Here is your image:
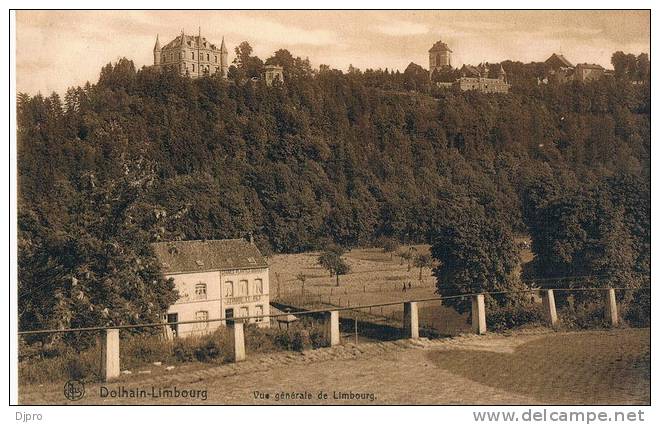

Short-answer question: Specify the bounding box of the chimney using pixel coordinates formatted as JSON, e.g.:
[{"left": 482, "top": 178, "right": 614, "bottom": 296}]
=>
[{"left": 247, "top": 232, "right": 254, "bottom": 245}]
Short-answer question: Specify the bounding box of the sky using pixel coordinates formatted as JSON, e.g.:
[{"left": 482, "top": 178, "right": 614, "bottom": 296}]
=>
[{"left": 16, "top": 10, "right": 650, "bottom": 95}]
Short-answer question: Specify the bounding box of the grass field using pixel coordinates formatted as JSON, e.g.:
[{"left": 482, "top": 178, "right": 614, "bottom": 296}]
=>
[
  {"left": 427, "top": 328, "right": 650, "bottom": 404},
  {"left": 268, "top": 246, "right": 471, "bottom": 335}
]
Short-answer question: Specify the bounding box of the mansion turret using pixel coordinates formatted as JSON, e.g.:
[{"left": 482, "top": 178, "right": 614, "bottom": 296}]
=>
[{"left": 154, "top": 30, "right": 228, "bottom": 79}]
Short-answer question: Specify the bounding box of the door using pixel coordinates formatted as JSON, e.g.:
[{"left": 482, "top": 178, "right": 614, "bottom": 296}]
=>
[
  {"left": 225, "top": 308, "right": 234, "bottom": 326},
  {"left": 167, "top": 313, "right": 178, "bottom": 337}
]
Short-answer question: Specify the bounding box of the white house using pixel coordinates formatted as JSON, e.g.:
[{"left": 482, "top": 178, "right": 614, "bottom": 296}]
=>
[{"left": 152, "top": 238, "right": 270, "bottom": 338}]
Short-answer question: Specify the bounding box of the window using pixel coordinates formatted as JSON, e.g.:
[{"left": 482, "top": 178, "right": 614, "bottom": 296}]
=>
[
  {"left": 255, "top": 305, "right": 264, "bottom": 322},
  {"left": 254, "top": 279, "right": 263, "bottom": 295},
  {"left": 191, "top": 51, "right": 195, "bottom": 60},
  {"left": 239, "top": 280, "right": 248, "bottom": 296},
  {"left": 195, "top": 311, "right": 208, "bottom": 329},
  {"left": 192, "top": 64, "right": 195, "bottom": 72},
  {"left": 195, "top": 283, "right": 207, "bottom": 300},
  {"left": 215, "top": 55, "right": 218, "bottom": 63},
  {"left": 240, "top": 307, "right": 249, "bottom": 318},
  {"left": 207, "top": 53, "right": 210, "bottom": 61},
  {"left": 225, "top": 281, "right": 234, "bottom": 297}
]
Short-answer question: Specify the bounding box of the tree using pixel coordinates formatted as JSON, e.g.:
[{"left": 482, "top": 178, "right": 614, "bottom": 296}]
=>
[
  {"left": 380, "top": 237, "right": 400, "bottom": 260},
  {"left": 414, "top": 253, "right": 433, "bottom": 281},
  {"left": 526, "top": 182, "right": 642, "bottom": 305},
  {"left": 318, "top": 247, "right": 351, "bottom": 286},
  {"left": 296, "top": 272, "right": 307, "bottom": 295},
  {"left": 233, "top": 41, "right": 264, "bottom": 79},
  {"left": 431, "top": 211, "right": 524, "bottom": 313},
  {"left": 18, "top": 156, "right": 178, "bottom": 344},
  {"left": 611, "top": 51, "right": 638, "bottom": 80},
  {"left": 636, "top": 53, "right": 650, "bottom": 82}
]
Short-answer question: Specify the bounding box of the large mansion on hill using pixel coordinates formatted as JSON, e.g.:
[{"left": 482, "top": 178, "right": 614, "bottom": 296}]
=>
[{"left": 153, "top": 30, "right": 229, "bottom": 79}]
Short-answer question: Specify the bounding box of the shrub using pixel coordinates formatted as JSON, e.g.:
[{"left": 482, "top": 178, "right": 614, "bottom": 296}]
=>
[
  {"left": 244, "top": 325, "right": 279, "bottom": 353},
  {"left": 486, "top": 302, "right": 545, "bottom": 331},
  {"left": 172, "top": 330, "right": 231, "bottom": 363},
  {"left": 558, "top": 301, "right": 608, "bottom": 329},
  {"left": 622, "top": 289, "right": 650, "bottom": 327},
  {"left": 18, "top": 345, "right": 101, "bottom": 385},
  {"left": 120, "top": 335, "right": 172, "bottom": 369}
]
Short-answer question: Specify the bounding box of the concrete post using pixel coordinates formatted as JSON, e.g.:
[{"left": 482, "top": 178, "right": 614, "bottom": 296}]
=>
[
  {"left": 542, "top": 289, "right": 559, "bottom": 328},
  {"left": 605, "top": 288, "right": 619, "bottom": 327},
  {"left": 324, "top": 310, "right": 340, "bottom": 346},
  {"left": 403, "top": 301, "right": 419, "bottom": 339},
  {"left": 101, "top": 329, "right": 120, "bottom": 381},
  {"left": 229, "top": 322, "right": 246, "bottom": 362},
  {"left": 471, "top": 294, "right": 487, "bottom": 335}
]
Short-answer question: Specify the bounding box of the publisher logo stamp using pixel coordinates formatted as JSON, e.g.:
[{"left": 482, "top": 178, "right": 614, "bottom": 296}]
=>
[{"left": 64, "top": 380, "right": 85, "bottom": 401}]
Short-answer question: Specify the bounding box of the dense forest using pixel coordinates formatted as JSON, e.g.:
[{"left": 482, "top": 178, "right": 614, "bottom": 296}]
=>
[{"left": 17, "top": 45, "right": 650, "bottom": 333}]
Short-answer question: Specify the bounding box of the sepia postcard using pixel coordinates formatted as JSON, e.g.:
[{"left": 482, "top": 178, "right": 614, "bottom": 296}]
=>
[{"left": 9, "top": 5, "right": 653, "bottom": 423}]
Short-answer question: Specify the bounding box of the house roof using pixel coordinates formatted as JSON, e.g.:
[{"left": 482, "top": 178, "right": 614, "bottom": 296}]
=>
[
  {"left": 460, "top": 64, "right": 481, "bottom": 78},
  {"left": 576, "top": 63, "right": 605, "bottom": 70},
  {"left": 152, "top": 239, "right": 268, "bottom": 274},
  {"left": 429, "top": 40, "right": 452, "bottom": 53},
  {"left": 162, "top": 34, "right": 219, "bottom": 51},
  {"left": 545, "top": 53, "right": 574, "bottom": 68}
]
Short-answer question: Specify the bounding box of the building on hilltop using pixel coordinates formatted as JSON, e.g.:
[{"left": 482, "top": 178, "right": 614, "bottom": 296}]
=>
[
  {"left": 574, "top": 63, "right": 605, "bottom": 82},
  {"left": 544, "top": 53, "right": 575, "bottom": 84},
  {"left": 428, "top": 41, "right": 509, "bottom": 94},
  {"left": 543, "top": 53, "right": 611, "bottom": 84},
  {"left": 428, "top": 40, "right": 452, "bottom": 77},
  {"left": 455, "top": 63, "right": 510, "bottom": 93},
  {"left": 264, "top": 64, "right": 284, "bottom": 86},
  {"left": 153, "top": 30, "right": 228, "bottom": 79},
  {"left": 152, "top": 238, "right": 270, "bottom": 338}
]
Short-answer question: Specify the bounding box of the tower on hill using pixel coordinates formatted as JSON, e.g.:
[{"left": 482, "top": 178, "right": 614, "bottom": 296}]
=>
[{"left": 429, "top": 40, "right": 452, "bottom": 77}]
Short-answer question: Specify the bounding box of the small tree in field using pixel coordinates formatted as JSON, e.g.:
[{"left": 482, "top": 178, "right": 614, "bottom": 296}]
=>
[
  {"left": 381, "top": 238, "right": 400, "bottom": 260},
  {"left": 318, "top": 247, "right": 351, "bottom": 286},
  {"left": 296, "top": 272, "right": 307, "bottom": 295},
  {"left": 414, "top": 253, "right": 433, "bottom": 281}
]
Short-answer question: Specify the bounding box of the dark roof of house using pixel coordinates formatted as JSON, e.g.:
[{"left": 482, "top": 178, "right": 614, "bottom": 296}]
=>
[
  {"left": 460, "top": 64, "right": 481, "bottom": 78},
  {"left": 152, "top": 239, "right": 268, "bottom": 274},
  {"left": 429, "top": 40, "right": 452, "bottom": 53},
  {"left": 576, "top": 63, "right": 605, "bottom": 70},
  {"left": 162, "top": 34, "right": 219, "bottom": 51},
  {"left": 545, "top": 53, "right": 574, "bottom": 68}
]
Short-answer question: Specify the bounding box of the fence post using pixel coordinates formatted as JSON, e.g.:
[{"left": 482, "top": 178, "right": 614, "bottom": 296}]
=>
[
  {"left": 229, "top": 321, "right": 246, "bottom": 362},
  {"left": 471, "top": 294, "right": 487, "bottom": 335},
  {"left": 101, "top": 328, "right": 120, "bottom": 381},
  {"left": 605, "top": 288, "right": 619, "bottom": 327},
  {"left": 324, "top": 310, "right": 340, "bottom": 346},
  {"left": 542, "top": 289, "right": 559, "bottom": 328},
  {"left": 403, "top": 301, "right": 419, "bottom": 339}
]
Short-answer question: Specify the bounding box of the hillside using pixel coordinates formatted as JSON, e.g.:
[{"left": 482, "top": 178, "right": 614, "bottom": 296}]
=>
[{"left": 16, "top": 56, "right": 650, "bottom": 332}]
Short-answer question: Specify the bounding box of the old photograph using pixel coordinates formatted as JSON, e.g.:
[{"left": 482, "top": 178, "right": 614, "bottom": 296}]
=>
[{"left": 11, "top": 8, "right": 651, "bottom": 413}]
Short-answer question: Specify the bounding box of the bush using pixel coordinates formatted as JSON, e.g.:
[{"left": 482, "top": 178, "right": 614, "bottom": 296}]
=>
[
  {"left": 19, "top": 320, "right": 330, "bottom": 385},
  {"left": 120, "top": 335, "right": 172, "bottom": 369},
  {"left": 622, "top": 289, "right": 650, "bottom": 327},
  {"left": 558, "top": 301, "right": 608, "bottom": 329},
  {"left": 486, "top": 302, "right": 545, "bottom": 331},
  {"left": 172, "top": 329, "right": 231, "bottom": 363},
  {"left": 18, "top": 345, "right": 101, "bottom": 385},
  {"left": 245, "top": 318, "right": 328, "bottom": 352}
]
